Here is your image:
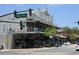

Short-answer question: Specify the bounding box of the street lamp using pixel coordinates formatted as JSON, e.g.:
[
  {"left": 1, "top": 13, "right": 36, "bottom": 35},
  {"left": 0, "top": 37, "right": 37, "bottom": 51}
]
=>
[
  {"left": 37, "top": 20, "right": 41, "bottom": 47},
  {"left": 74, "top": 21, "right": 79, "bottom": 25}
]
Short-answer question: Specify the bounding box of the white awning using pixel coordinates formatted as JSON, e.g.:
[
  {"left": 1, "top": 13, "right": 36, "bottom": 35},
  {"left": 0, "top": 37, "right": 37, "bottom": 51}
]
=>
[{"left": 56, "top": 34, "right": 67, "bottom": 38}]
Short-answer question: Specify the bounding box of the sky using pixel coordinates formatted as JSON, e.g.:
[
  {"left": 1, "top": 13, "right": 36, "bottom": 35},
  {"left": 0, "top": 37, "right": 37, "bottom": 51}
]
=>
[{"left": 0, "top": 4, "right": 79, "bottom": 28}]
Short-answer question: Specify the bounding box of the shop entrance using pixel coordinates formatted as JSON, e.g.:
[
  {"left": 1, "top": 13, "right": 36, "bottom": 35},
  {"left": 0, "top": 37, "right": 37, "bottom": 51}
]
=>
[{"left": 12, "top": 33, "right": 44, "bottom": 49}]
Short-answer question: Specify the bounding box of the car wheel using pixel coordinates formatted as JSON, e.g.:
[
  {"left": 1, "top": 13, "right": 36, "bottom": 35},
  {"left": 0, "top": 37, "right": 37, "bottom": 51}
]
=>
[{"left": 76, "top": 49, "right": 79, "bottom": 51}]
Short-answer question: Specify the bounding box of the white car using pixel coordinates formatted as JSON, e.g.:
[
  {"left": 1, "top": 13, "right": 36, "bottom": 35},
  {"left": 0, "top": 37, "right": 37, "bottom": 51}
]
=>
[
  {"left": 76, "top": 44, "right": 79, "bottom": 51},
  {"left": 64, "top": 42, "right": 70, "bottom": 45}
]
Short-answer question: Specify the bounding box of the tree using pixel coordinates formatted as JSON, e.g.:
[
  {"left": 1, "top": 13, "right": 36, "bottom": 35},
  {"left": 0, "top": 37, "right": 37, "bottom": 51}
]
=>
[
  {"left": 43, "top": 26, "right": 57, "bottom": 37},
  {"left": 62, "top": 27, "right": 71, "bottom": 33},
  {"left": 70, "top": 27, "right": 79, "bottom": 43},
  {"left": 70, "top": 33, "right": 77, "bottom": 43},
  {"left": 62, "top": 26, "right": 79, "bottom": 43},
  {"left": 71, "top": 27, "right": 79, "bottom": 34},
  {"left": 62, "top": 27, "right": 71, "bottom": 40}
]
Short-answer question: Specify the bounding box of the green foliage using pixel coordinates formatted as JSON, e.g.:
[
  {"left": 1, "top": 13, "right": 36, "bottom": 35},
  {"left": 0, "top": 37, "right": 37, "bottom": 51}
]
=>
[
  {"left": 43, "top": 26, "right": 57, "bottom": 37},
  {"left": 62, "top": 27, "right": 71, "bottom": 33},
  {"left": 62, "top": 27, "right": 71, "bottom": 30},
  {"left": 71, "top": 27, "right": 79, "bottom": 34},
  {"left": 63, "top": 26, "right": 79, "bottom": 42},
  {"left": 70, "top": 33, "right": 77, "bottom": 41}
]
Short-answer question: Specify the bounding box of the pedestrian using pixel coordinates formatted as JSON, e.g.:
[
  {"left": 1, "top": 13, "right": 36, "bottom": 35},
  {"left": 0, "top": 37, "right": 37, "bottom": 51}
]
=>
[{"left": 0, "top": 44, "right": 3, "bottom": 50}]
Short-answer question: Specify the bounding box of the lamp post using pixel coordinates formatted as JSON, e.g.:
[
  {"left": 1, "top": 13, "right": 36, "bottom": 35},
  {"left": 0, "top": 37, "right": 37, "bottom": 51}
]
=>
[{"left": 37, "top": 20, "right": 41, "bottom": 47}]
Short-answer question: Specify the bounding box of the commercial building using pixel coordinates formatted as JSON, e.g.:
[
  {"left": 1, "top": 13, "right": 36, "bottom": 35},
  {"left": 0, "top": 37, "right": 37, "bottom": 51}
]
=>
[{"left": 0, "top": 8, "right": 54, "bottom": 49}]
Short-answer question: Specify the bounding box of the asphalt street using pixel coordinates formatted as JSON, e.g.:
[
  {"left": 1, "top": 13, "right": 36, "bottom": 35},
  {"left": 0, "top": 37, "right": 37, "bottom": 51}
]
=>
[{"left": 0, "top": 44, "right": 79, "bottom": 55}]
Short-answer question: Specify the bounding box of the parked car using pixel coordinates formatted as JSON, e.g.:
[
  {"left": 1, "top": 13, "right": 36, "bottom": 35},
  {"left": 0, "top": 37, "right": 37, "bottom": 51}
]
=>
[
  {"left": 64, "top": 41, "right": 70, "bottom": 45},
  {"left": 76, "top": 41, "right": 79, "bottom": 51},
  {"left": 76, "top": 45, "right": 79, "bottom": 51}
]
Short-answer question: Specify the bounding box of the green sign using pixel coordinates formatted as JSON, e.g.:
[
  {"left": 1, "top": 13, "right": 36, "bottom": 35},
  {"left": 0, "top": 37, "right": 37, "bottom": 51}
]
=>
[{"left": 16, "top": 13, "right": 27, "bottom": 18}]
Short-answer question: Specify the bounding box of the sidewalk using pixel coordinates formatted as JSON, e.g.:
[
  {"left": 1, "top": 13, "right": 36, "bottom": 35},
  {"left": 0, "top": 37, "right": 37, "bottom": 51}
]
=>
[
  {"left": 0, "top": 44, "right": 76, "bottom": 52},
  {"left": 0, "top": 47, "right": 51, "bottom": 52}
]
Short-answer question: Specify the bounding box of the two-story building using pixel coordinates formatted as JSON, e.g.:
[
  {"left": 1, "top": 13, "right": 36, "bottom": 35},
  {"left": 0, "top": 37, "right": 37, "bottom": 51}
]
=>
[{"left": 0, "top": 8, "right": 54, "bottom": 49}]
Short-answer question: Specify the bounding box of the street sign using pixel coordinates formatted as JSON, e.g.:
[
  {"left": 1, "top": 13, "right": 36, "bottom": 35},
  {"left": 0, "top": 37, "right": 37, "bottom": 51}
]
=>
[
  {"left": 14, "top": 10, "right": 27, "bottom": 18},
  {"left": 15, "top": 13, "right": 27, "bottom": 18}
]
